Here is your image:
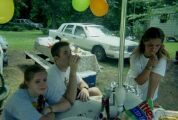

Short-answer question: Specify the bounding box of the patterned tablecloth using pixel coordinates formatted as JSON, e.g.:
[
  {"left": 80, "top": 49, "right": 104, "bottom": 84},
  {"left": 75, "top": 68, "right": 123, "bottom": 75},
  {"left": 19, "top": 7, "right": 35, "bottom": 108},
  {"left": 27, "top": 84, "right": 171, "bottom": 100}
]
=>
[
  {"left": 153, "top": 108, "right": 178, "bottom": 120},
  {"left": 75, "top": 51, "right": 100, "bottom": 73}
]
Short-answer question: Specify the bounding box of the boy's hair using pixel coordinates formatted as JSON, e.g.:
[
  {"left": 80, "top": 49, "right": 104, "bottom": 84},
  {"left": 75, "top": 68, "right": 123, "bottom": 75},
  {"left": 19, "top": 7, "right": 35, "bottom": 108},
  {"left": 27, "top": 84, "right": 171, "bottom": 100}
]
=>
[{"left": 51, "top": 41, "right": 69, "bottom": 57}]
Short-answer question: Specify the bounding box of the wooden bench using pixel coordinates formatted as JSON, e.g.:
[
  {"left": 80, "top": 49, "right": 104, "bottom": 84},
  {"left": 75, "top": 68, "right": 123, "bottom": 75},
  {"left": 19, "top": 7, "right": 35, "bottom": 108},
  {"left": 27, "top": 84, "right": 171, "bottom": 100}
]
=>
[{"left": 25, "top": 51, "right": 52, "bottom": 69}]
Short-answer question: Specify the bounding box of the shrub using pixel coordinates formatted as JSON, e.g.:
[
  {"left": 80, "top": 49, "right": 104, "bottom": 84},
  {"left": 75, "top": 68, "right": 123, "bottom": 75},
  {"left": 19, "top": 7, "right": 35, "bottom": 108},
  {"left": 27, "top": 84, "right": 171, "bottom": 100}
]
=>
[{"left": 41, "top": 28, "right": 49, "bottom": 35}]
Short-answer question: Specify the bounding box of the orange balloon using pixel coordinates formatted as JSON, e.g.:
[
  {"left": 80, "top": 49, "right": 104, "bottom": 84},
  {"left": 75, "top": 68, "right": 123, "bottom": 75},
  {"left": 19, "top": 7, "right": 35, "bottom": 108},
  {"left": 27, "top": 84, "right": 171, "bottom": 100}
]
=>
[{"left": 90, "top": 0, "right": 109, "bottom": 17}]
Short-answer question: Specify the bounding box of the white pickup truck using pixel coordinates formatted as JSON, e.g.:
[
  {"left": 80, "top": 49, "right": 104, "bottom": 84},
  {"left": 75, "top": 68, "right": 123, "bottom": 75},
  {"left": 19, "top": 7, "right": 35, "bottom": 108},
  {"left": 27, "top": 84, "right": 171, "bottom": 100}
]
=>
[{"left": 49, "top": 23, "right": 138, "bottom": 61}]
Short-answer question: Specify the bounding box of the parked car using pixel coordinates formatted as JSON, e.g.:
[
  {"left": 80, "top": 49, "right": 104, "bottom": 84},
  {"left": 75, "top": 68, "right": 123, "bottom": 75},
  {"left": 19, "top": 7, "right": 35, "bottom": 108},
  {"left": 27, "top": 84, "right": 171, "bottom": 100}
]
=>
[
  {"left": 166, "top": 37, "right": 178, "bottom": 42},
  {"left": 0, "top": 45, "right": 9, "bottom": 110},
  {"left": 0, "top": 35, "right": 8, "bottom": 66},
  {"left": 49, "top": 23, "right": 138, "bottom": 61},
  {"left": 12, "top": 19, "right": 43, "bottom": 29}
]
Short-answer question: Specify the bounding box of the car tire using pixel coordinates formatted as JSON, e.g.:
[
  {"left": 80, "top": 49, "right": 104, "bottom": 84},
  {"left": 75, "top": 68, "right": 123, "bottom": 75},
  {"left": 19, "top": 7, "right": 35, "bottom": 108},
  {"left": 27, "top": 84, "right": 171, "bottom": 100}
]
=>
[{"left": 92, "top": 46, "right": 106, "bottom": 61}]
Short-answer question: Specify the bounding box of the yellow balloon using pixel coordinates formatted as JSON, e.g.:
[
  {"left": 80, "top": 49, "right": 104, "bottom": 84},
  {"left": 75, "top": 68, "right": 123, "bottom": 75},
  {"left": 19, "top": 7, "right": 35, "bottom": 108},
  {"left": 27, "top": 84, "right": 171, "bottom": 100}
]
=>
[
  {"left": 90, "top": 0, "right": 109, "bottom": 17},
  {"left": 0, "top": 0, "right": 14, "bottom": 24}
]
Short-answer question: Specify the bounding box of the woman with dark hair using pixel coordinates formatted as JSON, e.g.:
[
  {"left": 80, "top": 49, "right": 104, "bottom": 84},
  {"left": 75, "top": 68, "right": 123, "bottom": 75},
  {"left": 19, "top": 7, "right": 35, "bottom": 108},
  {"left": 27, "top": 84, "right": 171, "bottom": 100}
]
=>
[
  {"left": 125, "top": 27, "right": 170, "bottom": 106},
  {"left": 2, "top": 65, "right": 55, "bottom": 120}
]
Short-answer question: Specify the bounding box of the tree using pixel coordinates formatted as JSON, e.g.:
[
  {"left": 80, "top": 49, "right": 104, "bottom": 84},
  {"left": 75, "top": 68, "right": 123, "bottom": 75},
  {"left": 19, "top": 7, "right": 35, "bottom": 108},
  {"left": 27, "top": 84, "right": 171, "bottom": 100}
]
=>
[
  {"left": 14, "top": 0, "right": 177, "bottom": 32},
  {"left": 13, "top": 0, "right": 30, "bottom": 19}
]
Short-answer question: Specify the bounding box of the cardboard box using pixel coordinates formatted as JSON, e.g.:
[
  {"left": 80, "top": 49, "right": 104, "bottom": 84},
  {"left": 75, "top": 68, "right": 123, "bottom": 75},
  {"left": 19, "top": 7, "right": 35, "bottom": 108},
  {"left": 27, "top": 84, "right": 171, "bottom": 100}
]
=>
[{"left": 78, "top": 71, "right": 96, "bottom": 87}]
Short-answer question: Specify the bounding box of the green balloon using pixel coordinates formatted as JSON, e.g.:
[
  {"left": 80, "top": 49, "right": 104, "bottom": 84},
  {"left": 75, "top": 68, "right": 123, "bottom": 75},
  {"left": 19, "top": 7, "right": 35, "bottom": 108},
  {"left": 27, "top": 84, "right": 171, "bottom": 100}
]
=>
[{"left": 72, "top": 0, "right": 90, "bottom": 12}]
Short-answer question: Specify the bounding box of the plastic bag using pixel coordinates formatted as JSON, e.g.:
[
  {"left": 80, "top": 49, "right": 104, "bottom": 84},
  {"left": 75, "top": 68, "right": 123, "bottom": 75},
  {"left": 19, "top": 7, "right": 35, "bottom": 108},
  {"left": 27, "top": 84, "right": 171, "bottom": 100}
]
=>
[{"left": 123, "top": 99, "right": 154, "bottom": 120}]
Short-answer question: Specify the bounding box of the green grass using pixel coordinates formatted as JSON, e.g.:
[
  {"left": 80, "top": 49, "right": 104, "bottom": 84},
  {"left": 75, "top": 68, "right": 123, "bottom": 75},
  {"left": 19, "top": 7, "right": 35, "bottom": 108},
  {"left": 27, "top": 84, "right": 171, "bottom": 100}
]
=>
[
  {"left": 164, "top": 42, "right": 178, "bottom": 59},
  {"left": 0, "top": 30, "right": 46, "bottom": 51}
]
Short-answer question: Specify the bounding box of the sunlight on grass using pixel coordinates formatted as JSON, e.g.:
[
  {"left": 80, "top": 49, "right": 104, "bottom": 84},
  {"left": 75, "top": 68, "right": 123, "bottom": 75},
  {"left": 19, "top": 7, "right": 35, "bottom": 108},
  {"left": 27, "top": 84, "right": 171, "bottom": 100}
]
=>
[{"left": 164, "top": 42, "right": 178, "bottom": 59}]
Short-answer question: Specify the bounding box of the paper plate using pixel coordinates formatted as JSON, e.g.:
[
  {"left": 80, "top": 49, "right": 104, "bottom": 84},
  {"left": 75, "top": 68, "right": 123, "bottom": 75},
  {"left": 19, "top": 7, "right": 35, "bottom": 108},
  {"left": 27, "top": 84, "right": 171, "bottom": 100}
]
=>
[{"left": 153, "top": 108, "right": 178, "bottom": 120}]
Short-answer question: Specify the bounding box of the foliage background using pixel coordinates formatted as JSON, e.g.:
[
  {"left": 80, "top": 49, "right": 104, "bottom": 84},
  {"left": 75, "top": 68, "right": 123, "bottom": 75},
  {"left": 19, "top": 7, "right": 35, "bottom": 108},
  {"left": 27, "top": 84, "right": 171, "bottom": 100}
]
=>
[{"left": 12, "top": 0, "right": 177, "bottom": 30}]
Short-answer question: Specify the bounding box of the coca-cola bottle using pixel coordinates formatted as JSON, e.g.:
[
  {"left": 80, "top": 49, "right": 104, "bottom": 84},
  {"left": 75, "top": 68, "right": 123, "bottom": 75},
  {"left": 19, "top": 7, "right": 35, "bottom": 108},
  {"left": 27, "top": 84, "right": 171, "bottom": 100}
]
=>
[{"left": 99, "top": 95, "right": 110, "bottom": 120}]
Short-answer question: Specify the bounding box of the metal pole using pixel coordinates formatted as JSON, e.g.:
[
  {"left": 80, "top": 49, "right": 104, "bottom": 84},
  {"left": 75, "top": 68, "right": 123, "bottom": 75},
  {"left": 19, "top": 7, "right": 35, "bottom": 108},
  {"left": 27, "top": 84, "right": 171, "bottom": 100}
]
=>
[{"left": 118, "top": 0, "right": 128, "bottom": 87}]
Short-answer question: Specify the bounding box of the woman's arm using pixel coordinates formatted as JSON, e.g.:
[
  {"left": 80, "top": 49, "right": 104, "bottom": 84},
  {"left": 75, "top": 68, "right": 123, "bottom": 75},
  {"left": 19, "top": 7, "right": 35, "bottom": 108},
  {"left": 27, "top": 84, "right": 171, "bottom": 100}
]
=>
[
  {"left": 135, "top": 67, "right": 152, "bottom": 85},
  {"left": 135, "top": 54, "right": 158, "bottom": 85},
  {"left": 146, "top": 72, "right": 161, "bottom": 100}
]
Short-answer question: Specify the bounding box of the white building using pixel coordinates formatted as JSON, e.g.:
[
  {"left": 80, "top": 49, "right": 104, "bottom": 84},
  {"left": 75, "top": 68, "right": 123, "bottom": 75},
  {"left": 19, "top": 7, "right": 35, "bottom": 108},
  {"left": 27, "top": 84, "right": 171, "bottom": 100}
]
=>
[{"left": 149, "top": 5, "right": 178, "bottom": 40}]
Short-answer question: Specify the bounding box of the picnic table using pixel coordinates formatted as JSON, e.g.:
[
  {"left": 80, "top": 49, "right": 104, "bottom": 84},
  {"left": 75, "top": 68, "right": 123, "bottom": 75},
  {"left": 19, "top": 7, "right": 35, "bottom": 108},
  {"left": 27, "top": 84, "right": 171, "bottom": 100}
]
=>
[{"left": 57, "top": 92, "right": 178, "bottom": 120}]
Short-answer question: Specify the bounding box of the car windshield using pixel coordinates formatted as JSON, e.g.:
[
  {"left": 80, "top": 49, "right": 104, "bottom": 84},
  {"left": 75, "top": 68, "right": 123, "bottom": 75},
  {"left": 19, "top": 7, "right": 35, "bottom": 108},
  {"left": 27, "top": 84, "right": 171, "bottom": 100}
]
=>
[{"left": 85, "top": 26, "right": 113, "bottom": 37}]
